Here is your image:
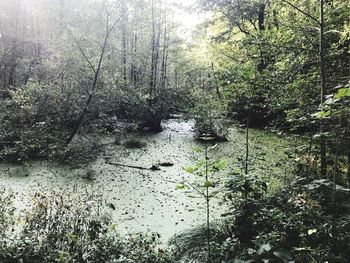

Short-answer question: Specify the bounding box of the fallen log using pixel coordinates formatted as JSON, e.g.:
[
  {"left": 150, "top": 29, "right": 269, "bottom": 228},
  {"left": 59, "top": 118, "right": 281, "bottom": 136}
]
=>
[
  {"left": 106, "top": 161, "right": 160, "bottom": 171},
  {"left": 158, "top": 161, "right": 174, "bottom": 167}
]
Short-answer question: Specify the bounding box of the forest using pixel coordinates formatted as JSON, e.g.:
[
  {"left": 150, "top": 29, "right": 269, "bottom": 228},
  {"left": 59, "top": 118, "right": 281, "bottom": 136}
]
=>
[{"left": 0, "top": 0, "right": 349, "bottom": 262}]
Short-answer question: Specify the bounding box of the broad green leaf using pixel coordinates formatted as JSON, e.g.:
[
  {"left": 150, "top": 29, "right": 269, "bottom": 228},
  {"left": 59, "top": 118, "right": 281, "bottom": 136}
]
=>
[
  {"left": 335, "top": 87, "right": 350, "bottom": 99},
  {"left": 183, "top": 166, "right": 197, "bottom": 174},
  {"left": 204, "top": 180, "right": 215, "bottom": 188},
  {"left": 195, "top": 159, "right": 206, "bottom": 168},
  {"left": 215, "top": 160, "right": 228, "bottom": 170},
  {"left": 176, "top": 184, "right": 186, "bottom": 190},
  {"left": 313, "top": 111, "right": 330, "bottom": 118}
]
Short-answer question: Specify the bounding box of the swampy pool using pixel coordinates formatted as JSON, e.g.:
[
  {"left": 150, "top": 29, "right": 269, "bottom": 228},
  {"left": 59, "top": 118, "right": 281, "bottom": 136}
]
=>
[{"left": 0, "top": 120, "right": 297, "bottom": 242}]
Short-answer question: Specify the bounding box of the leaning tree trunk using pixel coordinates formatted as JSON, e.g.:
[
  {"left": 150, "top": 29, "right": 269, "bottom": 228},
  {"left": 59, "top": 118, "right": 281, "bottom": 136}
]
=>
[{"left": 65, "top": 16, "right": 120, "bottom": 145}]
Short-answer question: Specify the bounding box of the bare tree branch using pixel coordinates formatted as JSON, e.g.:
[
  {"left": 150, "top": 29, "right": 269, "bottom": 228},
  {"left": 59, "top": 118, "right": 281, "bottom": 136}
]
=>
[
  {"left": 281, "top": 0, "right": 320, "bottom": 25},
  {"left": 65, "top": 15, "right": 121, "bottom": 145},
  {"left": 64, "top": 23, "right": 97, "bottom": 74}
]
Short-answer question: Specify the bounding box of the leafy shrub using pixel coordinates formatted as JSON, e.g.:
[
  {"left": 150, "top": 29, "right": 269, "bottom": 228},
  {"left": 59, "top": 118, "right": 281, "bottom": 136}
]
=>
[
  {"left": 189, "top": 91, "right": 229, "bottom": 141},
  {"left": 52, "top": 139, "right": 99, "bottom": 164},
  {"left": 0, "top": 188, "right": 15, "bottom": 239},
  {"left": 0, "top": 84, "right": 75, "bottom": 161},
  {"left": 0, "top": 84, "right": 103, "bottom": 163},
  {"left": 170, "top": 174, "right": 350, "bottom": 263},
  {"left": 0, "top": 190, "right": 174, "bottom": 263}
]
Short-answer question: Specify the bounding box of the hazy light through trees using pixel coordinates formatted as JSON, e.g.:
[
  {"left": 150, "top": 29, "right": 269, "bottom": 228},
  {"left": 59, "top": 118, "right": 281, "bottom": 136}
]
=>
[{"left": 171, "top": 0, "right": 204, "bottom": 29}]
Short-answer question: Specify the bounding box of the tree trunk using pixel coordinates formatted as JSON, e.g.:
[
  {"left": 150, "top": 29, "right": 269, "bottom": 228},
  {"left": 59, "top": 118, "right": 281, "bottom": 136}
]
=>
[
  {"left": 130, "top": 1, "right": 138, "bottom": 86},
  {"left": 121, "top": 0, "right": 127, "bottom": 82},
  {"left": 65, "top": 15, "right": 120, "bottom": 145},
  {"left": 204, "top": 144, "right": 211, "bottom": 263},
  {"left": 245, "top": 109, "right": 250, "bottom": 175},
  {"left": 347, "top": 135, "right": 350, "bottom": 185},
  {"left": 319, "top": 0, "right": 327, "bottom": 177},
  {"left": 347, "top": 150, "right": 350, "bottom": 186},
  {"left": 160, "top": 4, "right": 168, "bottom": 90},
  {"left": 146, "top": 0, "right": 162, "bottom": 132},
  {"left": 257, "top": 3, "right": 267, "bottom": 72},
  {"left": 149, "top": 0, "right": 157, "bottom": 97}
]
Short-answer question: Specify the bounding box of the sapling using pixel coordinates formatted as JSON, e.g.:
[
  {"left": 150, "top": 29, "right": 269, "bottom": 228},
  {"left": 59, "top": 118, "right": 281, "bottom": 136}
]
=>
[{"left": 176, "top": 136, "right": 227, "bottom": 263}]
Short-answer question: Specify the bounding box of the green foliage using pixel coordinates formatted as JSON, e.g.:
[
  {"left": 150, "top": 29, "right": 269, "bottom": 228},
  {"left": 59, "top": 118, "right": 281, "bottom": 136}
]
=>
[
  {"left": 169, "top": 221, "right": 236, "bottom": 262},
  {"left": 0, "top": 190, "right": 174, "bottom": 263},
  {"left": 189, "top": 89, "right": 229, "bottom": 141},
  {"left": 0, "top": 84, "right": 67, "bottom": 161},
  {"left": 0, "top": 188, "right": 14, "bottom": 239},
  {"left": 197, "top": 0, "right": 349, "bottom": 130},
  {"left": 0, "top": 0, "right": 349, "bottom": 262},
  {"left": 0, "top": 0, "right": 195, "bottom": 161},
  {"left": 314, "top": 85, "right": 350, "bottom": 119},
  {"left": 181, "top": 145, "right": 227, "bottom": 194},
  {"left": 335, "top": 87, "right": 350, "bottom": 99},
  {"left": 171, "top": 174, "right": 350, "bottom": 262}
]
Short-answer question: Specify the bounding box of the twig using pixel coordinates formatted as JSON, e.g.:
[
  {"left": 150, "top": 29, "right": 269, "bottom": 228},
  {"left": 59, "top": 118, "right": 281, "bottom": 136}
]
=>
[
  {"left": 106, "top": 161, "right": 154, "bottom": 171},
  {"left": 280, "top": 0, "right": 320, "bottom": 25}
]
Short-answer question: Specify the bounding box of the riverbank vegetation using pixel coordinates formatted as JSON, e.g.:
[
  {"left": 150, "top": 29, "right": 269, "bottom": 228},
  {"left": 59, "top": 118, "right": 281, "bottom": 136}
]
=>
[{"left": 0, "top": 0, "right": 349, "bottom": 262}]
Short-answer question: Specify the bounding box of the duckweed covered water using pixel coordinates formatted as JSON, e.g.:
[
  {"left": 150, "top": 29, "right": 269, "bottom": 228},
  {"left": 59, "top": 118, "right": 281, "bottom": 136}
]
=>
[{"left": 0, "top": 120, "right": 297, "bottom": 241}]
